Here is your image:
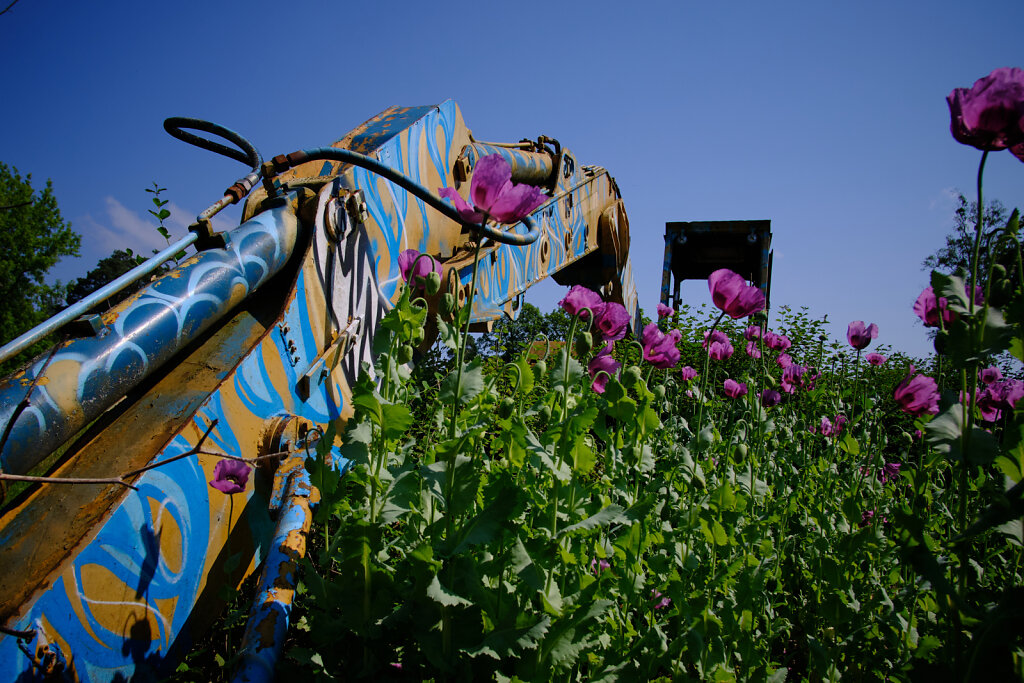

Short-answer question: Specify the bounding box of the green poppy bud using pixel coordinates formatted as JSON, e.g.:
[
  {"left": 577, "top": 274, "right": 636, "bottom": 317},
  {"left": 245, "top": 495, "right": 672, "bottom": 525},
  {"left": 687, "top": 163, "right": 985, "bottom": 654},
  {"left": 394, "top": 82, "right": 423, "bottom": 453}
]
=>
[
  {"left": 539, "top": 405, "right": 552, "bottom": 423},
  {"left": 397, "top": 344, "right": 414, "bottom": 364},
  {"left": 576, "top": 331, "right": 593, "bottom": 356},
  {"left": 991, "top": 278, "right": 1013, "bottom": 307},
  {"left": 622, "top": 365, "right": 642, "bottom": 387},
  {"left": 441, "top": 292, "right": 456, "bottom": 317},
  {"left": 735, "top": 443, "right": 748, "bottom": 459},
  {"left": 498, "top": 397, "right": 515, "bottom": 419},
  {"left": 423, "top": 271, "right": 442, "bottom": 296},
  {"left": 653, "top": 385, "right": 666, "bottom": 401},
  {"left": 534, "top": 360, "right": 547, "bottom": 379},
  {"left": 411, "top": 327, "right": 425, "bottom": 345}
]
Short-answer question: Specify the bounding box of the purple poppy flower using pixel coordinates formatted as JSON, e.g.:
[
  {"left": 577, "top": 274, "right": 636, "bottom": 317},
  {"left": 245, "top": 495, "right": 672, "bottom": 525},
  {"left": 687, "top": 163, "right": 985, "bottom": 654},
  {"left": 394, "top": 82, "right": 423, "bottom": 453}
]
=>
[
  {"left": 847, "top": 321, "right": 878, "bottom": 350},
  {"left": 723, "top": 379, "right": 747, "bottom": 399},
  {"left": 641, "top": 323, "right": 681, "bottom": 369},
  {"left": 893, "top": 367, "right": 940, "bottom": 416},
  {"left": 743, "top": 325, "right": 761, "bottom": 341},
  {"left": 913, "top": 286, "right": 956, "bottom": 327},
  {"left": 651, "top": 590, "right": 672, "bottom": 610},
  {"left": 990, "top": 378, "right": 1024, "bottom": 410},
  {"left": 974, "top": 386, "right": 1003, "bottom": 421},
  {"left": 397, "top": 249, "right": 441, "bottom": 285},
  {"left": 708, "top": 269, "right": 766, "bottom": 319},
  {"left": 588, "top": 342, "right": 620, "bottom": 394},
  {"left": 776, "top": 353, "right": 793, "bottom": 369},
  {"left": 209, "top": 459, "right": 251, "bottom": 495},
  {"left": 559, "top": 285, "right": 605, "bottom": 321},
  {"left": 657, "top": 303, "right": 675, "bottom": 319},
  {"left": 708, "top": 340, "right": 734, "bottom": 361},
  {"left": 818, "top": 416, "right": 834, "bottom": 436},
  {"left": 760, "top": 389, "right": 781, "bottom": 407},
  {"left": 763, "top": 332, "right": 792, "bottom": 352},
  {"left": 437, "top": 154, "right": 547, "bottom": 223},
  {"left": 860, "top": 510, "right": 875, "bottom": 527},
  {"left": 879, "top": 462, "right": 902, "bottom": 484},
  {"left": 703, "top": 329, "right": 729, "bottom": 347},
  {"left": 979, "top": 366, "right": 1003, "bottom": 385},
  {"left": 679, "top": 366, "right": 698, "bottom": 382},
  {"left": 745, "top": 340, "right": 761, "bottom": 359},
  {"left": 595, "top": 302, "right": 629, "bottom": 342},
  {"left": 781, "top": 364, "right": 817, "bottom": 393},
  {"left": 865, "top": 352, "right": 887, "bottom": 366},
  {"left": 590, "top": 557, "right": 611, "bottom": 574},
  {"left": 947, "top": 67, "right": 1024, "bottom": 153}
]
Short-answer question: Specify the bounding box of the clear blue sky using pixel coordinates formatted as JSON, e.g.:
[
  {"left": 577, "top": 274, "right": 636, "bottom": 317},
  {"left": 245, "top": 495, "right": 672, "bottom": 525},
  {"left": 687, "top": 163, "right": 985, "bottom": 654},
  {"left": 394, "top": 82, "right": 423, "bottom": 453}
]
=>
[{"left": 2, "top": 0, "right": 1022, "bottom": 360}]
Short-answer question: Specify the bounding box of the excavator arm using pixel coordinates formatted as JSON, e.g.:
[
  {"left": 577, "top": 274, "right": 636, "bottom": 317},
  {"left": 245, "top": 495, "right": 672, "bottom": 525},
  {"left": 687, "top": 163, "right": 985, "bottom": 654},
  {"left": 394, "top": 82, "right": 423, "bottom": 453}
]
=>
[{"left": 0, "top": 100, "right": 636, "bottom": 681}]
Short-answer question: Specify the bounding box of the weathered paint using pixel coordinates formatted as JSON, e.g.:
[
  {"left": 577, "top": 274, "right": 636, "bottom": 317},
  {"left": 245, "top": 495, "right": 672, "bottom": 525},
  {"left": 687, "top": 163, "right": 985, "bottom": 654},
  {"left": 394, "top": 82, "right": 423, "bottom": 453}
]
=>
[{"left": 0, "top": 100, "right": 637, "bottom": 680}]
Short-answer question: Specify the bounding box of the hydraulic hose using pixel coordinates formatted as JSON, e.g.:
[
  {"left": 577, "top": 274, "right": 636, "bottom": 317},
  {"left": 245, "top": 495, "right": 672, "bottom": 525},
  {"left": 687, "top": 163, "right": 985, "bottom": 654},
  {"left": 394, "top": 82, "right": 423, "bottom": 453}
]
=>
[{"left": 266, "top": 148, "right": 543, "bottom": 246}]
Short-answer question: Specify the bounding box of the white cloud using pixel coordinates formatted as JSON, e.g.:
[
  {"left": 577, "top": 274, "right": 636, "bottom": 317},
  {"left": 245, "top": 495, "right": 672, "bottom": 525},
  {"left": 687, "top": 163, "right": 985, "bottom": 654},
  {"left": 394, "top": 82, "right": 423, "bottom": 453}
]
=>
[{"left": 66, "top": 197, "right": 236, "bottom": 281}]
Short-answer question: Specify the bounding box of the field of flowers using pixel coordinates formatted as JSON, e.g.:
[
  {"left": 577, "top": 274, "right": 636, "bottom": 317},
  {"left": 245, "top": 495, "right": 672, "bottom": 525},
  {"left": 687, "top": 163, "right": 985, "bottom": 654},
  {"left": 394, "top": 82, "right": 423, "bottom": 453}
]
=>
[{"left": 264, "top": 67, "right": 1024, "bottom": 682}]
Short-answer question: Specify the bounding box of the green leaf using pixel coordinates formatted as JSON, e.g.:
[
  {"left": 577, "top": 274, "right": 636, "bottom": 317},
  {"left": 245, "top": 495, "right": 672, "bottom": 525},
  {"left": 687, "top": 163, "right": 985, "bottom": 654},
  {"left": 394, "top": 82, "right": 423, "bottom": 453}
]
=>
[
  {"left": 838, "top": 433, "right": 860, "bottom": 456},
  {"left": 380, "top": 403, "right": 413, "bottom": 441},
  {"left": 462, "top": 616, "right": 551, "bottom": 659},
  {"left": 550, "top": 348, "right": 584, "bottom": 391},
  {"left": 602, "top": 379, "right": 636, "bottom": 422},
  {"left": 558, "top": 505, "right": 626, "bottom": 538},
  {"left": 157, "top": 226, "right": 171, "bottom": 239},
  {"left": 439, "top": 356, "right": 485, "bottom": 404},
  {"left": 378, "top": 469, "right": 420, "bottom": 525},
  {"left": 426, "top": 574, "right": 471, "bottom": 607},
  {"left": 711, "top": 519, "right": 729, "bottom": 546},
  {"left": 450, "top": 482, "right": 520, "bottom": 555},
  {"left": 437, "top": 315, "right": 460, "bottom": 351}
]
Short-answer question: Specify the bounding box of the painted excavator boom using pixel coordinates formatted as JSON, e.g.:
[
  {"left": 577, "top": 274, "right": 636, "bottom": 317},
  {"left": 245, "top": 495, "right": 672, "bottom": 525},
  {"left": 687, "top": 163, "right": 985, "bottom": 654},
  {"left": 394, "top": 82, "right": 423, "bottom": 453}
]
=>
[{"left": 0, "top": 100, "right": 637, "bottom": 681}]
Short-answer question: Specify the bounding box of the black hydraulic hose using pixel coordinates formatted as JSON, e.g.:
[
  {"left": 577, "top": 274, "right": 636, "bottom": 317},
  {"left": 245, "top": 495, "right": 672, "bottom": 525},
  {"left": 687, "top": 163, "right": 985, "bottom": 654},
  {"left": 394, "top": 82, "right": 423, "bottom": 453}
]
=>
[
  {"left": 163, "top": 117, "right": 263, "bottom": 171},
  {"left": 267, "top": 148, "right": 543, "bottom": 246}
]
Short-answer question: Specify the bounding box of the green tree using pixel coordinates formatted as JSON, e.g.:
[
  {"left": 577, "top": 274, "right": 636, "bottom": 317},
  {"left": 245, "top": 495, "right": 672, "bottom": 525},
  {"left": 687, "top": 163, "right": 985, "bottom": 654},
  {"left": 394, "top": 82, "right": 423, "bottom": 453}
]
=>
[
  {"left": 65, "top": 248, "right": 148, "bottom": 307},
  {"left": 0, "top": 163, "right": 80, "bottom": 371},
  {"left": 922, "top": 192, "right": 1017, "bottom": 277}
]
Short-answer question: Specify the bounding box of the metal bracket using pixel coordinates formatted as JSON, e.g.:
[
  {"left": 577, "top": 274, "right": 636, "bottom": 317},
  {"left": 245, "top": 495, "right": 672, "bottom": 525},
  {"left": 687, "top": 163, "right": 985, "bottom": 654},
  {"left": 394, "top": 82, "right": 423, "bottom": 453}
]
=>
[
  {"left": 188, "top": 218, "right": 231, "bottom": 251},
  {"left": 296, "top": 317, "right": 362, "bottom": 400}
]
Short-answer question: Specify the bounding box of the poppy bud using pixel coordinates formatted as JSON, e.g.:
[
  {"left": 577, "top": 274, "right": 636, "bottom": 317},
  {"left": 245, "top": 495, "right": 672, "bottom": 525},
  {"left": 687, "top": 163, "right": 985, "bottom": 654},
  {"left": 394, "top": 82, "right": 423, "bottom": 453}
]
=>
[
  {"left": 441, "top": 293, "right": 456, "bottom": 317},
  {"left": 991, "top": 278, "right": 1013, "bottom": 307},
  {"left": 397, "top": 344, "right": 414, "bottom": 364},
  {"left": 653, "top": 385, "right": 666, "bottom": 401},
  {"left": 534, "top": 360, "right": 547, "bottom": 379},
  {"left": 934, "top": 330, "right": 949, "bottom": 354},
  {"left": 498, "top": 397, "right": 515, "bottom": 419},
  {"left": 576, "top": 331, "right": 593, "bottom": 355},
  {"left": 622, "top": 365, "right": 642, "bottom": 387},
  {"left": 423, "top": 271, "right": 442, "bottom": 296},
  {"left": 538, "top": 405, "right": 552, "bottom": 424},
  {"left": 411, "top": 327, "right": 425, "bottom": 345},
  {"left": 992, "top": 264, "right": 1008, "bottom": 281},
  {"left": 735, "top": 443, "right": 749, "bottom": 459}
]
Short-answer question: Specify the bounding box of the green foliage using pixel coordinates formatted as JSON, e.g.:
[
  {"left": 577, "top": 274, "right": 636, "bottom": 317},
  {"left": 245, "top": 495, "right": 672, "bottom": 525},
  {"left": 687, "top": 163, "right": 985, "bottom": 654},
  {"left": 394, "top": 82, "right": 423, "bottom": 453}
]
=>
[{"left": 0, "top": 162, "right": 79, "bottom": 372}]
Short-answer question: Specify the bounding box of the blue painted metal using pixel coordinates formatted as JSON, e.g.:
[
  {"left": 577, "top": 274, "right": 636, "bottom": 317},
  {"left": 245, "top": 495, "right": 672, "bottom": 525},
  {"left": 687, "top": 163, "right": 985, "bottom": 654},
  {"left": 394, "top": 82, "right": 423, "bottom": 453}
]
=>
[
  {"left": 0, "top": 100, "right": 639, "bottom": 681},
  {"left": 0, "top": 231, "right": 198, "bottom": 366},
  {"left": 0, "top": 202, "right": 302, "bottom": 476},
  {"left": 232, "top": 457, "right": 313, "bottom": 683}
]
